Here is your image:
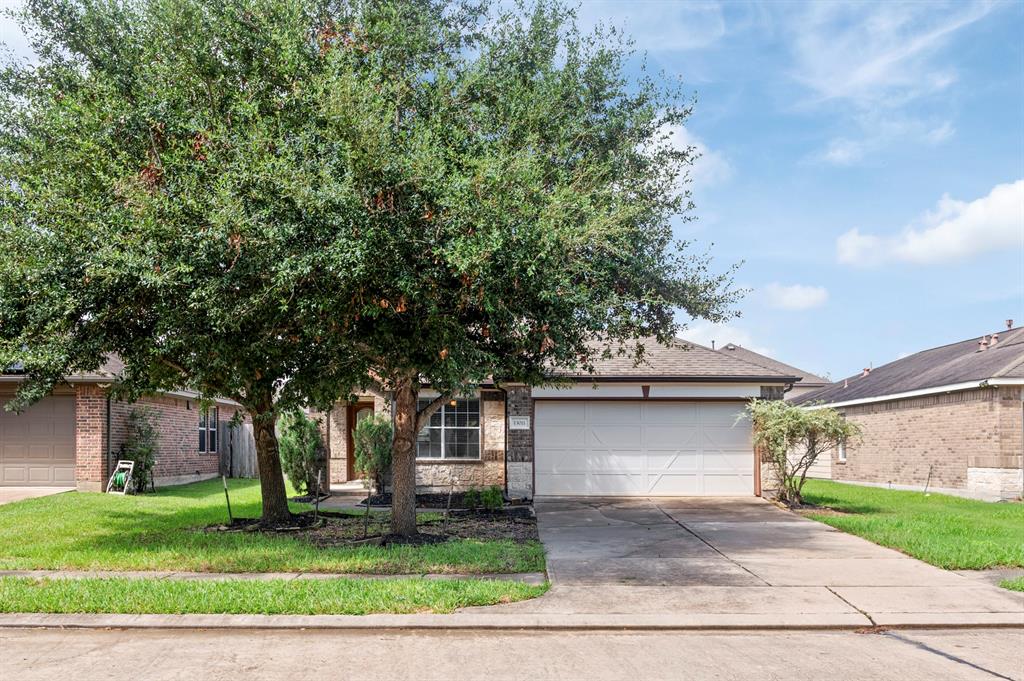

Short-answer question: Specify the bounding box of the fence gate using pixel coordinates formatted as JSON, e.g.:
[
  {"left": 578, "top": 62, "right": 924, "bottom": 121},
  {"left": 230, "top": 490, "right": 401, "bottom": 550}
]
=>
[{"left": 219, "top": 421, "right": 259, "bottom": 479}]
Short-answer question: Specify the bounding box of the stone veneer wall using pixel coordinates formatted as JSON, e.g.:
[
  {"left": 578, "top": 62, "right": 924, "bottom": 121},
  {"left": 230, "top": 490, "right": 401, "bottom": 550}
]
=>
[
  {"left": 833, "top": 386, "right": 1023, "bottom": 501},
  {"left": 415, "top": 389, "right": 506, "bottom": 492}
]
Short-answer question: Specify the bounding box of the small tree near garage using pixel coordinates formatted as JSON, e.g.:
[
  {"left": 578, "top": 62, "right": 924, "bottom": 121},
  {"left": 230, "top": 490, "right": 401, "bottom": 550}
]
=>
[
  {"left": 278, "top": 412, "right": 326, "bottom": 497},
  {"left": 746, "top": 399, "right": 861, "bottom": 506}
]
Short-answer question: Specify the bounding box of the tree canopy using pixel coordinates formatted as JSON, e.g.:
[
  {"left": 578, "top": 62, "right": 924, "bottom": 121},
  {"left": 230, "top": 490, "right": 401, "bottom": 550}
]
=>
[{"left": 1, "top": 0, "right": 739, "bottom": 531}]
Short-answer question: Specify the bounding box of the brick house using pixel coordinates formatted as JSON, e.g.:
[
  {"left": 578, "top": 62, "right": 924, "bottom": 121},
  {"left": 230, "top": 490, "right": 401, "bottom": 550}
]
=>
[
  {"left": 1, "top": 357, "right": 244, "bottom": 491},
  {"left": 791, "top": 325, "right": 1024, "bottom": 501},
  {"left": 321, "top": 339, "right": 809, "bottom": 499}
]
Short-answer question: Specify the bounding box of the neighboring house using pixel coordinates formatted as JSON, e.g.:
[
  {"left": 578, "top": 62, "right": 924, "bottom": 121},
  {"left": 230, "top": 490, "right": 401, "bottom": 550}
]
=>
[
  {"left": 322, "top": 339, "right": 803, "bottom": 499},
  {"left": 0, "top": 357, "right": 244, "bottom": 491},
  {"left": 791, "top": 325, "right": 1024, "bottom": 502},
  {"left": 716, "top": 343, "right": 833, "bottom": 479}
]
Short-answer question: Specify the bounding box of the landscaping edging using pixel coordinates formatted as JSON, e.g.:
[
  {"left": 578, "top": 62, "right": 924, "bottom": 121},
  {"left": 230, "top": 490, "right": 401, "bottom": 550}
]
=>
[{"left": 0, "top": 569, "right": 547, "bottom": 585}]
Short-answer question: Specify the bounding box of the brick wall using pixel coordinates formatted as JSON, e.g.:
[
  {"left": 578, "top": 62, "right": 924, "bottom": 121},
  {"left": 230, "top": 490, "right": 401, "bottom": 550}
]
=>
[
  {"left": 109, "top": 394, "right": 243, "bottom": 487},
  {"left": 74, "top": 385, "right": 107, "bottom": 492},
  {"left": 833, "top": 387, "right": 1020, "bottom": 495},
  {"left": 505, "top": 385, "right": 534, "bottom": 498}
]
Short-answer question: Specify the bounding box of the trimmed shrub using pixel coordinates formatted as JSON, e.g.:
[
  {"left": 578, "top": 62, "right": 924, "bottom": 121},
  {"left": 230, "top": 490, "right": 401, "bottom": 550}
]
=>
[
  {"left": 353, "top": 413, "right": 393, "bottom": 495},
  {"left": 278, "top": 411, "right": 325, "bottom": 496},
  {"left": 480, "top": 485, "right": 504, "bottom": 510},
  {"left": 120, "top": 407, "right": 157, "bottom": 493}
]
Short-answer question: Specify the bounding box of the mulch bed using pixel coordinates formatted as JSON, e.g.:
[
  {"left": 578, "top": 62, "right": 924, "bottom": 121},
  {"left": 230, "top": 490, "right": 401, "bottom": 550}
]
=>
[
  {"left": 202, "top": 507, "right": 538, "bottom": 547},
  {"left": 360, "top": 492, "right": 530, "bottom": 509}
]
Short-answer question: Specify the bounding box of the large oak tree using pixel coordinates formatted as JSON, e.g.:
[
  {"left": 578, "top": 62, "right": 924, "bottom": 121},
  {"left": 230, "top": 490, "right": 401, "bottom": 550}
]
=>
[{"left": 1, "top": 0, "right": 739, "bottom": 535}]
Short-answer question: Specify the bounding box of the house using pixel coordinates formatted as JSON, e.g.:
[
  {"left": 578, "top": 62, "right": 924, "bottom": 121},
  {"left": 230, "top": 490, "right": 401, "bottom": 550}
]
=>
[
  {"left": 715, "top": 343, "right": 833, "bottom": 478},
  {"left": 791, "top": 324, "right": 1024, "bottom": 501},
  {"left": 322, "top": 339, "right": 803, "bottom": 498},
  {"left": 716, "top": 343, "right": 830, "bottom": 400},
  {"left": 0, "top": 357, "right": 244, "bottom": 491}
]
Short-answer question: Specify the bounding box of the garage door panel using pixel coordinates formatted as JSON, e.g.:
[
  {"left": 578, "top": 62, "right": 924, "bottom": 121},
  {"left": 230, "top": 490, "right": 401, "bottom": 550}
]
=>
[
  {"left": 535, "top": 400, "right": 753, "bottom": 497},
  {"left": 0, "top": 395, "right": 76, "bottom": 487}
]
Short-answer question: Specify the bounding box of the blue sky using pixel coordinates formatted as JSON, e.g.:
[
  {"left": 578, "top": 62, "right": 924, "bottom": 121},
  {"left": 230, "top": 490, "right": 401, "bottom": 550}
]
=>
[
  {"left": 2, "top": 1, "right": 1022, "bottom": 381},
  {"left": 572, "top": 1, "right": 1024, "bottom": 380}
]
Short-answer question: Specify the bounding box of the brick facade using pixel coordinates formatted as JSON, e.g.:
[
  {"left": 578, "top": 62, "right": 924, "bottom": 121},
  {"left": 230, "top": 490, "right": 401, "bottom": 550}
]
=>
[
  {"left": 108, "top": 393, "right": 243, "bottom": 487},
  {"left": 832, "top": 386, "right": 1023, "bottom": 500},
  {"left": 73, "top": 385, "right": 108, "bottom": 492}
]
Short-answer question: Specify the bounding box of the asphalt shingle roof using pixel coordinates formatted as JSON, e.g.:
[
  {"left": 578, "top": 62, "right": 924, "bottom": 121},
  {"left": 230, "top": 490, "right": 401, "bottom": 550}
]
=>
[
  {"left": 717, "top": 343, "right": 829, "bottom": 387},
  {"left": 791, "top": 326, "right": 1024, "bottom": 406},
  {"left": 553, "top": 338, "right": 798, "bottom": 382}
]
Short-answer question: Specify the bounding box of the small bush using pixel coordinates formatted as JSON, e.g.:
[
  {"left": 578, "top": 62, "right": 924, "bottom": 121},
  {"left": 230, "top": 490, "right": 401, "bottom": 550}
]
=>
[
  {"left": 353, "top": 413, "right": 393, "bottom": 494},
  {"left": 120, "top": 407, "right": 157, "bottom": 493},
  {"left": 463, "top": 486, "right": 481, "bottom": 509},
  {"left": 481, "top": 485, "right": 504, "bottom": 510},
  {"left": 278, "top": 411, "right": 325, "bottom": 496}
]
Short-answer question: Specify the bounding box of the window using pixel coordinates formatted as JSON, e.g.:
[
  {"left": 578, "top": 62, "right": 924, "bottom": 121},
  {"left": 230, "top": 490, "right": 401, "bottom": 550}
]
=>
[
  {"left": 416, "top": 397, "right": 480, "bottom": 459},
  {"left": 837, "top": 437, "right": 847, "bottom": 463},
  {"left": 199, "top": 406, "right": 219, "bottom": 453}
]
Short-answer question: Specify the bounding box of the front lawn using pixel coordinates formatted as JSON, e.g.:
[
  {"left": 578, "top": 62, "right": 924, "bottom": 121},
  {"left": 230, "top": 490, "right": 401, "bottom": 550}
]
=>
[
  {"left": 0, "top": 479, "right": 545, "bottom": 574},
  {"left": 801, "top": 480, "right": 1024, "bottom": 570},
  {"left": 0, "top": 576, "right": 547, "bottom": 615}
]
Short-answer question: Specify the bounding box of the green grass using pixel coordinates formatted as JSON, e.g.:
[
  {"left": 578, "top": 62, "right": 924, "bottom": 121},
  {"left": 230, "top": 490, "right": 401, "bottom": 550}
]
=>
[
  {"left": 801, "top": 480, "right": 1024, "bottom": 570},
  {"left": 0, "top": 479, "right": 545, "bottom": 574},
  {"left": 999, "top": 576, "right": 1024, "bottom": 592},
  {"left": 0, "top": 576, "right": 548, "bottom": 615}
]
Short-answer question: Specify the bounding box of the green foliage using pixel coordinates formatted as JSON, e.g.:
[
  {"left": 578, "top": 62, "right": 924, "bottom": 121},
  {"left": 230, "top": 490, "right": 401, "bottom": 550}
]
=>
[
  {"left": 352, "top": 413, "right": 393, "bottom": 494},
  {"left": 463, "top": 487, "right": 481, "bottom": 510},
  {"left": 278, "top": 411, "right": 324, "bottom": 496},
  {"left": 480, "top": 485, "right": 504, "bottom": 511},
  {"left": 120, "top": 407, "right": 158, "bottom": 493},
  {"left": 746, "top": 399, "right": 861, "bottom": 506}
]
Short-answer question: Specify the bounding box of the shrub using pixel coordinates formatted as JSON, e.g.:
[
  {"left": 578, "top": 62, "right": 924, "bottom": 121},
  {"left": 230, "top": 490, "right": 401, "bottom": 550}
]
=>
[
  {"left": 353, "top": 413, "right": 393, "bottom": 495},
  {"left": 746, "top": 399, "right": 861, "bottom": 506},
  {"left": 278, "top": 411, "right": 325, "bottom": 496},
  {"left": 463, "top": 486, "right": 480, "bottom": 509},
  {"left": 120, "top": 407, "right": 157, "bottom": 493},
  {"left": 481, "top": 485, "right": 504, "bottom": 510}
]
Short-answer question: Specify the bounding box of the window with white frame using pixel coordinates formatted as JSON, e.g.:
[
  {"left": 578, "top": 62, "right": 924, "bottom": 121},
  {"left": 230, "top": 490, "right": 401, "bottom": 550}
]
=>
[
  {"left": 837, "top": 437, "right": 847, "bottom": 462},
  {"left": 416, "top": 397, "right": 480, "bottom": 459},
  {"left": 199, "top": 406, "right": 219, "bottom": 453}
]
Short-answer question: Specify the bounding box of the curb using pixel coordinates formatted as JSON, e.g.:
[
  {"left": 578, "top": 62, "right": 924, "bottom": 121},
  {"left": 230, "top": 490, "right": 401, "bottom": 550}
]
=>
[{"left": 1, "top": 612, "right": 1021, "bottom": 632}]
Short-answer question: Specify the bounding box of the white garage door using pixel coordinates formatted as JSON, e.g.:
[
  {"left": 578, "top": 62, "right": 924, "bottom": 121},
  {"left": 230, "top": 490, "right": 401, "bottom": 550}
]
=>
[
  {"left": 535, "top": 401, "right": 754, "bottom": 496},
  {"left": 0, "top": 395, "right": 76, "bottom": 486}
]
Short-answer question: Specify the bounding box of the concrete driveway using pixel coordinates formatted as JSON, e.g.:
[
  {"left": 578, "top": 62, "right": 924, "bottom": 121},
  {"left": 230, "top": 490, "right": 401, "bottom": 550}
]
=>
[
  {"left": 0, "top": 487, "right": 73, "bottom": 506},
  {"left": 480, "top": 497, "right": 1024, "bottom": 626}
]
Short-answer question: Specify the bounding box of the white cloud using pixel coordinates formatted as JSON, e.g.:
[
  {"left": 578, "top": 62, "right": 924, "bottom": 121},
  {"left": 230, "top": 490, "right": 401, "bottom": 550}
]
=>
[
  {"left": 664, "top": 124, "right": 734, "bottom": 189},
  {"left": 680, "top": 322, "right": 773, "bottom": 356},
  {"left": 576, "top": 1, "right": 727, "bottom": 51},
  {"left": 762, "top": 283, "right": 829, "bottom": 310},
  {"left": 814, "top": 115, "right": 956, "bottom": 166},
  {"left": 785, "top": 1, "right": 996, "bottom": 107},
  {"left": 837, "top": 179, "right": 1024, "bottom": 266}
]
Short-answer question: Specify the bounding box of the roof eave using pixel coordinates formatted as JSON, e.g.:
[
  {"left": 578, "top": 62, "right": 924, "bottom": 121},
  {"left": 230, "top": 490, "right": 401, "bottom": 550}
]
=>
[{"left": 801, "top": 377, "right": 1024, "bottom": 410}]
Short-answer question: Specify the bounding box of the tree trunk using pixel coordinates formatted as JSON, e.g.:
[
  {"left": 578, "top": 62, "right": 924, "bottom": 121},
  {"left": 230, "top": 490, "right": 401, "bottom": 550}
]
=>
[
  {"left": 250, "top": 408, "right": 292, "bottom": 524},
  {"left": 390, "top": 377, "right": 419, "bottom": 537}
]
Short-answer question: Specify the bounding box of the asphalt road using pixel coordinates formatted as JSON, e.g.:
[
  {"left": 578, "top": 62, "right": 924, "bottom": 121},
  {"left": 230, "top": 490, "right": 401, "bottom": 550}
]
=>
[{"left": 2, "top": 628, "right": 1021, "bottom": 680}]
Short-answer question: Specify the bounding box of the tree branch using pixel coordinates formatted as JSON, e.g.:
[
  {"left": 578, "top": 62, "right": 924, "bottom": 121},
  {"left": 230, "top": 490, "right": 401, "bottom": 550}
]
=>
[{"left": 415, "top": 391, "right": 451, "bottom": 433}]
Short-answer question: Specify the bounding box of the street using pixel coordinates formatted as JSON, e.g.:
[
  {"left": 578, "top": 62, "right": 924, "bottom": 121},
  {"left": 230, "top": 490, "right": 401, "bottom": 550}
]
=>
[{"left": 2, "top": 627, "right": 1021, "bottom": 680}]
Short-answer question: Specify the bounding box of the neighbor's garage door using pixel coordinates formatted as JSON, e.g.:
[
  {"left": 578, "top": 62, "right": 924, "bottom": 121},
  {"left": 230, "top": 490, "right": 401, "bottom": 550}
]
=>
[
  {"left": 535, "top": 401, "right": 754, "bottom": 496},
  {"left": 0, "top": 395, "right": 76, "bottom": 486}
]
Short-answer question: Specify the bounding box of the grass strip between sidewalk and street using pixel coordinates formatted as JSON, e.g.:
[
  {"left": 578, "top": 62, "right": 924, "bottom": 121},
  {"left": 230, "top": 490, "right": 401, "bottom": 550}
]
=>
[
  {"left": 801, "top": 480, "right": 1024, "bottom": 570},
  {"left": 0, "top": 576, "right": 548, "bottom": 615},
  {"left": 0, "top": 479, "right": 545, "bottom": 575},
  {"left": 999, "top": 576, "right": 1024, "bottom": 592}
]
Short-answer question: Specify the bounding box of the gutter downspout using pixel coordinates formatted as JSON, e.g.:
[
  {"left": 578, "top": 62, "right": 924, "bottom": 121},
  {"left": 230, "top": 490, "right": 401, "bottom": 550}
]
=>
[{"left": 105, "top": 393, "right": 113, "bottom": 490}]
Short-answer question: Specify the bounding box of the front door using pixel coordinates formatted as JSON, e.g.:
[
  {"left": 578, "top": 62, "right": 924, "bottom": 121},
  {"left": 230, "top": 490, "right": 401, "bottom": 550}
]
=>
[{"left": 346, "top": 403, "right": 375, "bottom": 481}]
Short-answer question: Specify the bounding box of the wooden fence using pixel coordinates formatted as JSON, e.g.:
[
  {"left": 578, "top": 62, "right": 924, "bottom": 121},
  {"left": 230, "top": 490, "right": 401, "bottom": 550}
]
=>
[{"left": 219, "top": 421, "right": 259, "bottom": 479}]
